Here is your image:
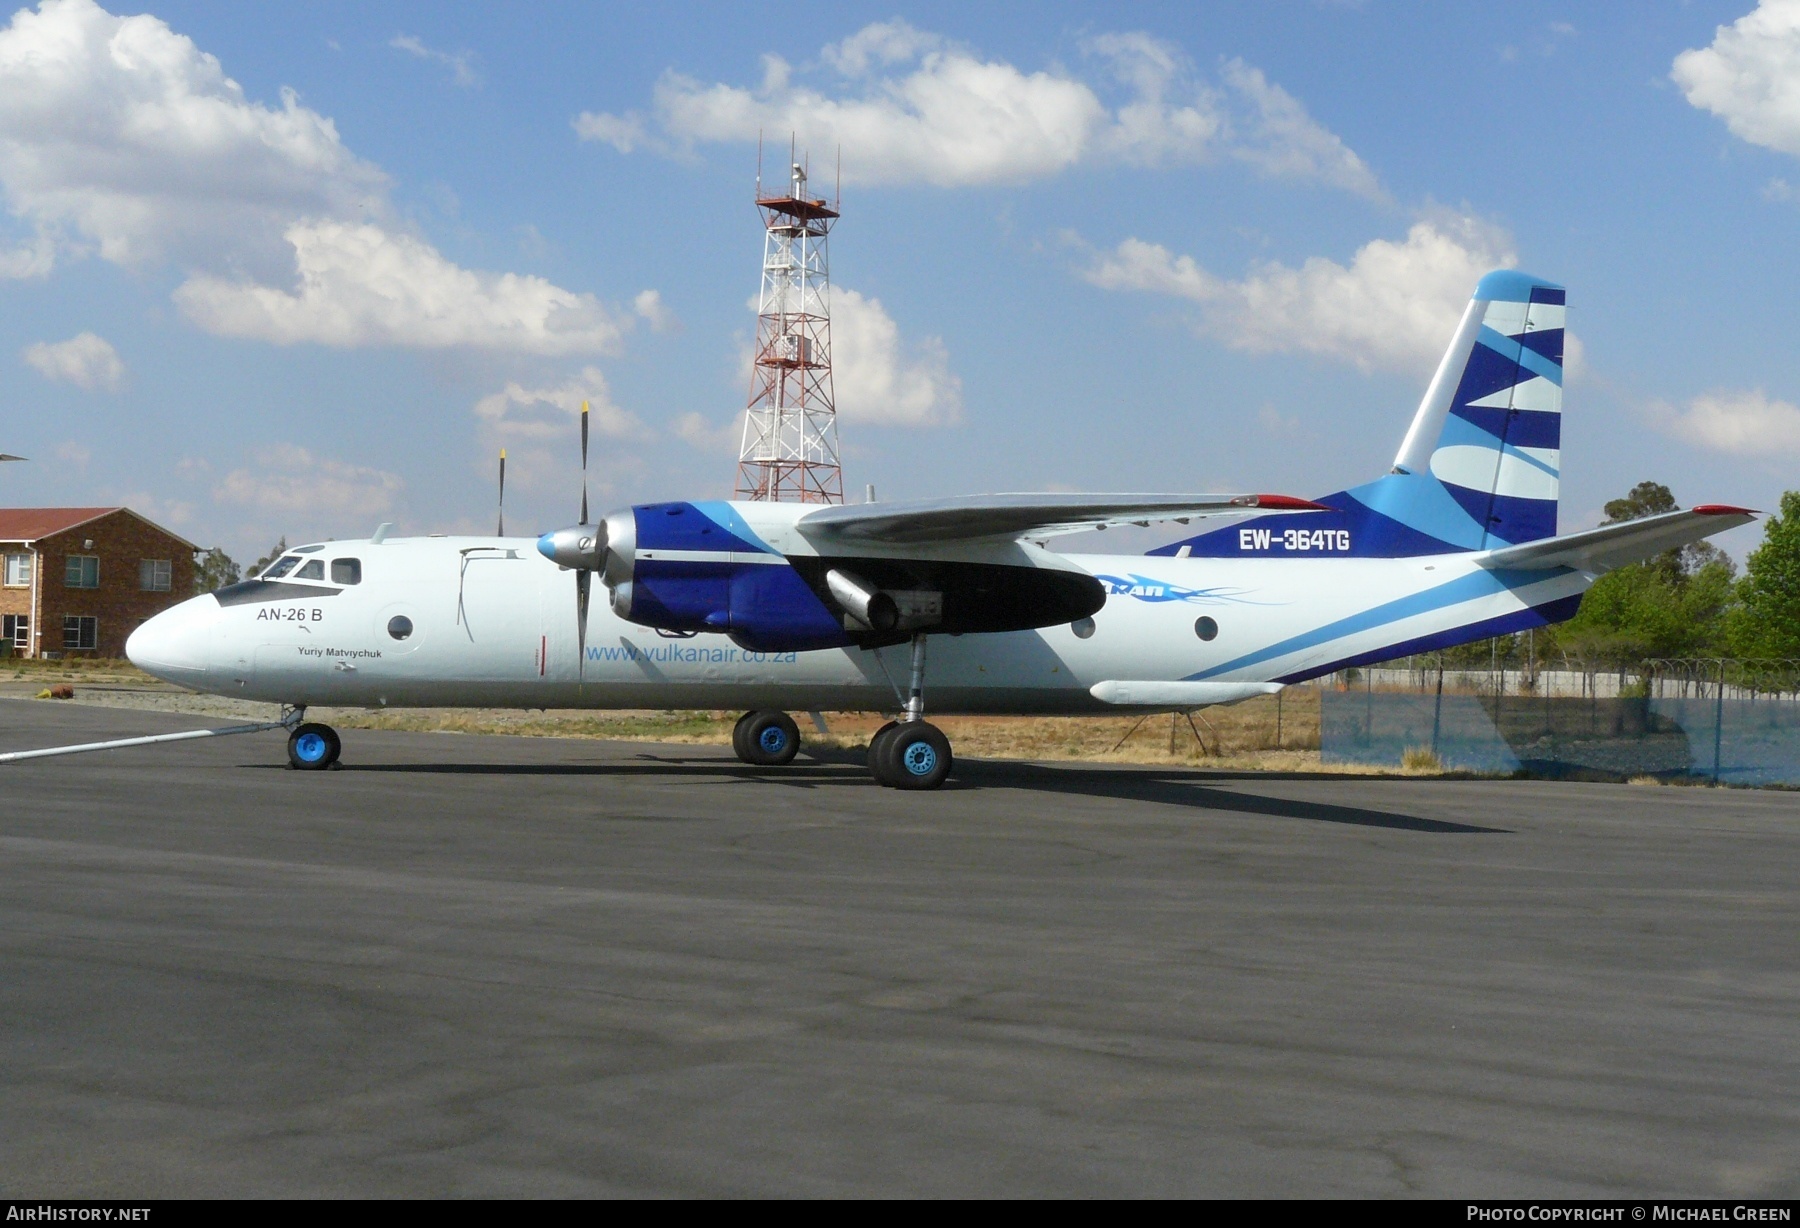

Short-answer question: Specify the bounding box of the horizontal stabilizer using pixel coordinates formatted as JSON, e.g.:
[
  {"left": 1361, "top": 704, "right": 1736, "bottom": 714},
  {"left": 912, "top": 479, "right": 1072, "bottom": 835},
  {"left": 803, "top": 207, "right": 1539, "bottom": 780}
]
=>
[
  {"left": 799, "top": 493, "right": 1324, "bottom": 545},
  {"left": 1090, "top": 680, "right": 1283, "bottom": 708},
  {"left": 1473, "top": 505, "right": 1755, "bottom": 573}
]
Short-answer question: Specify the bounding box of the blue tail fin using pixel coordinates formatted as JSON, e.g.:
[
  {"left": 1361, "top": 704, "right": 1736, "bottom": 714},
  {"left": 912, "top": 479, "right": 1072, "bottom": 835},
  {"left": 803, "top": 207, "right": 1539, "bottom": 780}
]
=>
[{"left": 1152, "top": 270, "right": 1565, "bottom": 560}]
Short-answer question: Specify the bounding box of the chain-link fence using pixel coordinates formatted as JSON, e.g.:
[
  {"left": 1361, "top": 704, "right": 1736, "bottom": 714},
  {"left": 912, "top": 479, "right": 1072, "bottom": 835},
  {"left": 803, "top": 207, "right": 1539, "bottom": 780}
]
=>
[{"left": 1321, "top": 658, "right": 1800, "bottom": 785}]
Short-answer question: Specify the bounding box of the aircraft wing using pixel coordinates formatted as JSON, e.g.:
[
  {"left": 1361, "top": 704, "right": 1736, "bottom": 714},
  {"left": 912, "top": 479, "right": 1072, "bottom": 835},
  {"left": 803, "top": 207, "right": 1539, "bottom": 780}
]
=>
[
  {"left": 1474, "top": 505, "right": 1756, "bottom": 574},
  {"left": 796, "top": 493, "right": 1326, "bottom": 545}
]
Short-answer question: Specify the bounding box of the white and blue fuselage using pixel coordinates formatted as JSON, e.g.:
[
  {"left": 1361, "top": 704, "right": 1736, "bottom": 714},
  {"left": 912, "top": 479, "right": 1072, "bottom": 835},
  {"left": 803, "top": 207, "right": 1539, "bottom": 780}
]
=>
[{"left": 125, "top": 519, "right": 1585, "bottom": 715}]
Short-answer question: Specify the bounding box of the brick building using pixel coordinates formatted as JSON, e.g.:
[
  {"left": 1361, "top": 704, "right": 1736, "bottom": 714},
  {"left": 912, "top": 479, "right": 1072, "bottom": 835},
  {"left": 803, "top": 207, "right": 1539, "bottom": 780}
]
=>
[{"left": 0, "top": 508, "right": 198, "bottom": 659}]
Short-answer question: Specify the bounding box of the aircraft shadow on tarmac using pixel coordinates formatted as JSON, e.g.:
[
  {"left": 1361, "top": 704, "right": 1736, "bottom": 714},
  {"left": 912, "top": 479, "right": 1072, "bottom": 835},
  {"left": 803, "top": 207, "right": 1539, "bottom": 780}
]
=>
[{"left": 342, "top": 748, "right": 1504, "bottom": 835}]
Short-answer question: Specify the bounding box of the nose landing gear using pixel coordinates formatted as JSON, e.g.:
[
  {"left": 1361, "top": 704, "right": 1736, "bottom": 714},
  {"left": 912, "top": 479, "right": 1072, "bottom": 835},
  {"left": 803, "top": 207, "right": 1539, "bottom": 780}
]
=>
[{"left": 286, "top": 718, "right": 342, "bottom": 770}]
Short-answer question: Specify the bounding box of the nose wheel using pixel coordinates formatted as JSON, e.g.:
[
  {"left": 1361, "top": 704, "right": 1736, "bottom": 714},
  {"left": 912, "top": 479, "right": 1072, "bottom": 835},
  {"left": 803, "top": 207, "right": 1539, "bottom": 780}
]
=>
[
  {"left": 287, "top": 721, "right": 342, "bottom": 770},
  {"left": 867, "top": 633, "right": 953, "bottom": 789}
]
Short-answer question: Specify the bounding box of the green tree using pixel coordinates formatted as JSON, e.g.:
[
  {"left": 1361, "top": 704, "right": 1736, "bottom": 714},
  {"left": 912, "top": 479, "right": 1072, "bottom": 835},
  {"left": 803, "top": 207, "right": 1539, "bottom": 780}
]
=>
[
  {"left": 1553, "top": 480, "right": 1737, "bottom": 665},
  {"left": 1728, "top": 490, "right": 1800, "bottom": 659},
  {"left": 193, "top": 547, "right": 240, "bottom": 593},
  {"left": 247, "top": 537, "right": 287, "bottom": 578},
  {"left": 1602, "top": 479, "right": 1730, "bottom": 583}
]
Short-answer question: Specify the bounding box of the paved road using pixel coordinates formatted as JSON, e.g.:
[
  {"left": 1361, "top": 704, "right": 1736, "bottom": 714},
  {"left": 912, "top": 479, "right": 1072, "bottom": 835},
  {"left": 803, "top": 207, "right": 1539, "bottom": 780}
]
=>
[{"left": 1, "top": 698, "right": 1796, "bottom": 1197}]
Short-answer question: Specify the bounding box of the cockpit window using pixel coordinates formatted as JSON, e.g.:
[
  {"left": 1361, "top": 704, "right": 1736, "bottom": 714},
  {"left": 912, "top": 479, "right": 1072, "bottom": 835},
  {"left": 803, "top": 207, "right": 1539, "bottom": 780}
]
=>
[
  {"left": 292, "top": 544, "right": 325, "bottom": 554},
  {"left": 261, "top": 556, "right": 300, "bottom": 579},
  {"left": 330, "top": 558, "right": 362, "bottom": 585},
  {"left": 295, "top": 559, "right": 325, "bottom": 581}
]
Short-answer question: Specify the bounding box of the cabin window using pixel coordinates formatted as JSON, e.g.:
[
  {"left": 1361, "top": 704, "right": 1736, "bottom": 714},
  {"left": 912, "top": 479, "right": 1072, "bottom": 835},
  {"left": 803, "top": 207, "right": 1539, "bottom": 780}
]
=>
[
  {"left": 138, "top": 559, "right": 172, "bottom": 592},
  {"left": 261, "top": 556, "right": 300, "bottom": 580},
  {"left": 387, "top": 615, "right": 413, "bottom": 641},
  {"left": 1194, "top": 616, "right": 1218, "bottom": 641},
  {"left": 294, "top": 559, "right": 325, "bottom": 581},
  {"left": 64, "top": 556, "right": 99, "bottom": 589},
  {"left": 331, "top": 558, "right": 362, "bottom": 585},
  {"left": 62, "top": 615, "right": 97, "bottom": 650},
  {"left": 3, "top": 553, "right": 28, "bottom": 587}
]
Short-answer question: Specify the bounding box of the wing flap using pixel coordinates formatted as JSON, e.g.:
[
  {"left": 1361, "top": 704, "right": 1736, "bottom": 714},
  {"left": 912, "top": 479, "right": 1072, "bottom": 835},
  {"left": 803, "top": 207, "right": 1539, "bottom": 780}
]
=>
[
  {"left": 798, "top": 493, "right": 1325, "bottom": 545},
  {"left": 1474, "top": 506, "right": 1755, "bottom": 573}
]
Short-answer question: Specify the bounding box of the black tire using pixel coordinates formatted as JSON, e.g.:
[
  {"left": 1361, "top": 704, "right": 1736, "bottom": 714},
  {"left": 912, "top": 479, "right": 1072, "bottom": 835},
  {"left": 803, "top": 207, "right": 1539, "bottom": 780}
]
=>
[
  {"left": 741, "top": 710, "right": 801, "bottom": 766},
  {"left": 887, "top": 722, "right": 952, "bottom": 791},
  {"left": 731, "top": 711, "right": 758, "bottom": 764},
  {"left": 287, "top": 722, "right": 341, "bottom": 771},
  {"left": 866, "top": 720, "right": 901, "bottom": 786}
]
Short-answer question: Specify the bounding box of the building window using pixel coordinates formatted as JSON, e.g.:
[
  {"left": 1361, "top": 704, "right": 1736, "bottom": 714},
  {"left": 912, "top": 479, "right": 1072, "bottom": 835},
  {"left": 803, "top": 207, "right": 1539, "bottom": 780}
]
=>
[
  {"left": 63, "top": 615, "right": 97, "bottom": 651},
  {"left": 2, "top": 614, "right": 26, "bottom": 649},
  {"left": 3, "top": 553, "right": 28, "bottom": 587},
  {"left": 65, "top": 555, "right": 99, "bottom": 589},
  {"left": 139, "top": 559, "right": 172, "bottom": 591}
]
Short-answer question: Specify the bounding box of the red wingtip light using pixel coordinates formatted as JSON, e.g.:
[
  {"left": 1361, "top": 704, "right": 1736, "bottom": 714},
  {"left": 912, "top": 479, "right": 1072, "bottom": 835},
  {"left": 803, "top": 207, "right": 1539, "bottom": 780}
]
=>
[
  {"left": 1692, "top": 504, "right": 1757, "bottom": 516},
  {"left": 1253, "top": 494, "right": 1333, "bottom": 511}
]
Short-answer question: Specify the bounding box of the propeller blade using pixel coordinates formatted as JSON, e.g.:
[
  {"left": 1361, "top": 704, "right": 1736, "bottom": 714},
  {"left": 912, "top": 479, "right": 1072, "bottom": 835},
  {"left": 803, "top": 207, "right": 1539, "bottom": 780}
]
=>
[
  {"left": 496, "top": 448, "right": 506, "bottom": 537},
  {"left": 579, "top": 399, "right": 590, "bottom": 525},
  {"left": 576, "top": 569, "right": 591, "bottom": 679}
]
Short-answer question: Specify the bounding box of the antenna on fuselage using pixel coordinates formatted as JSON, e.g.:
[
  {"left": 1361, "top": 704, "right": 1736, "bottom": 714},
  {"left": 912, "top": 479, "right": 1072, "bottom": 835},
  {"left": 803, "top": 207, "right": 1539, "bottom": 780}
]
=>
[{"left": 497, "top": 449, "right": 507, "bottom": 537}]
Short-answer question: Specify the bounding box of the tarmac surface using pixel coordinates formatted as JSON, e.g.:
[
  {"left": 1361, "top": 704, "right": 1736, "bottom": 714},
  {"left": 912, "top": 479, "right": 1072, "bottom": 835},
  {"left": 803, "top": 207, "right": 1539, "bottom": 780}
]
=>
[{"left": 1, "top": 697, "right": 1797, "bottom": 1198}]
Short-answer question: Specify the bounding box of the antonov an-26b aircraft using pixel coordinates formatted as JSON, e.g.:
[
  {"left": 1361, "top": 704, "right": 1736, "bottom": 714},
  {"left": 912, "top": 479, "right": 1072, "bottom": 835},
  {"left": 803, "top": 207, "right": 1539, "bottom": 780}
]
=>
[{"left": 115, "top": 272, "right": 1751, "bottom": 789}]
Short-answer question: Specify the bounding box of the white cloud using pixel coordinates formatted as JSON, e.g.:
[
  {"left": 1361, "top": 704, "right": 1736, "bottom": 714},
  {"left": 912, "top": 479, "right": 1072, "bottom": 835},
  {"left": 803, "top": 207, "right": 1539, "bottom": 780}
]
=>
[
  {"left": 1673, "top": 1, "right": 1800, "bottom": 158},
  {"left": 0, "top": 0, "right": 619, "bottom": 353},
  {"left": 0, "top": 228, "right": 55, "bottom": 278},
  {"left": 173, "top": 222, "right": 626, "bottom": 353},
  {"left": 576, "top": 23, "right": 1379, "bottom": 196},
  {"left": 633, "top": 288, "right": 678, "bottom": 332},
  {"left": 830, "top": 287, "right": 962, "bottom": 425},
  {"left": 673, "top": 412, "right": 739, "bottom": 451},
  {"left": 389, "top": 34, "right": 478, "bottom": 88},
  {"left": 53, "top": 440, "right": 91, "bottom": 467},
  {"left": 0, "top": 0, "right": 385, "bottom": 273},
  {"left": 1660, "top": 388, "right": 1800, "bottom": 456},
  {"left": 571, "top": 110, "right": 647, "bottom": 153},
  {"left": 473, "top": 366, "right": 646, "bottom": 443},
  {"left": 1217, "top": 59, "right": 1383, "bottom": 200},
  {"left": 216, "top": 443, "right": 402, "bottom": 518},
  {"left": 22, "top": 331, "right": 125, "bottom": 390},
  {"left": 1085, "top": 213, "right": 1516, "bottom": 375}
]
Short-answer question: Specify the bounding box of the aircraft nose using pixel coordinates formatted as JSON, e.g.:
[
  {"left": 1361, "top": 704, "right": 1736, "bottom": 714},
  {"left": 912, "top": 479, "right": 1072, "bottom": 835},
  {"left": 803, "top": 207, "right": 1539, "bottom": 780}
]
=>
[{"left": 126, "top": 598, "right": 214, "bottom": 683}]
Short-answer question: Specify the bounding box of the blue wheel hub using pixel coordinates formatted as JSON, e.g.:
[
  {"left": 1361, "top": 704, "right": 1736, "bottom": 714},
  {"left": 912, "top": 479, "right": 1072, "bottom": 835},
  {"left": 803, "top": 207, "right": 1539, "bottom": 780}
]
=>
[
  {"left": 294, "top": 732, "right": 328, "bottom": 763},
  {"left": 758, "top": 726, "right": 789, "bottom": 754},
  {"left": 900, "top": 741, "right": 937, "bottom": 776}
]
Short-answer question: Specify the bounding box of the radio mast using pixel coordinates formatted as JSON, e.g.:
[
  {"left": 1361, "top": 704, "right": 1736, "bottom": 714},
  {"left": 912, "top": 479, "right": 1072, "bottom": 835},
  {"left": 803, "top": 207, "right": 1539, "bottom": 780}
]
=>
[{"left": 734, "top": 150, "right": 843, "bottom": 503}]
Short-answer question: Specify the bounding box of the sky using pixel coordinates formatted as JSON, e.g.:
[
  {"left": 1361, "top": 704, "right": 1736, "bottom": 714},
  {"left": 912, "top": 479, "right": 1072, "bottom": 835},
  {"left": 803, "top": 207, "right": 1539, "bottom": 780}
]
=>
[{"left": 2, "top": 0, "right": 1799, "bottom": 564}]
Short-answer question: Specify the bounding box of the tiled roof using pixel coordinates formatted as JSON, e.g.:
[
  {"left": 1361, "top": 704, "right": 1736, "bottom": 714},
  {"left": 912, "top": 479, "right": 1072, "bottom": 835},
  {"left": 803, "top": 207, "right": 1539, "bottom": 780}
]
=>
[
  {"left": 0, "top": 507, "right": 198, "bottom": 550},
  {"left": 0, "top": 507, "right": 122, "bottom": 543}
]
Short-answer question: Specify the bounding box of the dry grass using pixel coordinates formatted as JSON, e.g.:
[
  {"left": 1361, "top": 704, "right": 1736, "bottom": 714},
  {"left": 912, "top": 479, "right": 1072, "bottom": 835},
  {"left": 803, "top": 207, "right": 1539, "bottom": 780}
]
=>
[
  {"left": 318, "top": 689, "right": 1371, "bottom": 772},
  {"left": 4, "top": 659, "right": 1414, "bottom": 773},
  {"left": 1401, "top": 745, "right": 1444, "bottom": 772}
]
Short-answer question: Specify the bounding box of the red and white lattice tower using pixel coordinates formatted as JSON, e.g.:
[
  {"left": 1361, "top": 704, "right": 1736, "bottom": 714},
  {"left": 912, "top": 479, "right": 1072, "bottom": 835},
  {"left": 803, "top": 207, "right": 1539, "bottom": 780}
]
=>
[{"left": 734, "top": 158, "right": 843, "bottom": 503}]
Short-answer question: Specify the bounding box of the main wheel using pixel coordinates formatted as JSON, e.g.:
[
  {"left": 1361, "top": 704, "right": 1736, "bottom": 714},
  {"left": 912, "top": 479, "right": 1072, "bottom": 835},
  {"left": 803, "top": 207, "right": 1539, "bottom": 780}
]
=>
[
  {"left": 740, "top": 710, "right": 801, "bottom": 766},
  {"left": 731, "top": 711, "right": 758, "bottom": 763},
  {"left": 886, "top": 722, "right": 953, "bottom": 791},
  {"left": 287, "top": 722, "right": 341, "bottom": 771},
  {"left": 866, "top": 720, "right": 901, "bottom": 786}
]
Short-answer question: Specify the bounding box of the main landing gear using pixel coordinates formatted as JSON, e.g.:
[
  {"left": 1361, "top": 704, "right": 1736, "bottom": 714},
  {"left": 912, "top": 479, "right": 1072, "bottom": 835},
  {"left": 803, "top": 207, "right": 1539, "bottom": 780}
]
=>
[
  {"left": 286, "top": 710, "right": 342, "bottom": 771},
  {"left": 732, "top": 710, "right": 800, "bottom": 766},
  {"left": 868, "top": 632, "right": 953, "bottom": 791},
  {"left": 730, "top": 635, "right": 954, "bottom": 790}
]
